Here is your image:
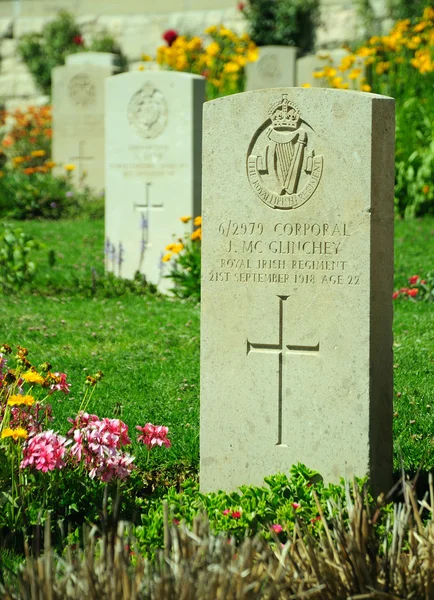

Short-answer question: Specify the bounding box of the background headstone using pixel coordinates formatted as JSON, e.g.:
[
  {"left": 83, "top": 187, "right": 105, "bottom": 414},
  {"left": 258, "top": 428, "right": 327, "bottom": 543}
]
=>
[
  {"left": 52, "top": 62, "right": 115, "bottom": 190},
  {"left": 245, "top": 46, "right": 297, "bottom": 91},
  {"left": 105, "top": 71, "right": 205, "bottom": 291},
  {"left": 200, "top": 88, "right": 394, "bottom": 495},
  {"left": 66, "top": 52, "right": 121, "bottom": 72}
]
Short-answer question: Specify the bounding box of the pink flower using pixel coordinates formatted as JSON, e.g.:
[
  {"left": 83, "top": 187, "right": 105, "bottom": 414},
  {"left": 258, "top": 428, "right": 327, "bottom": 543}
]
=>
[
  {"left": 223, "top": 509, "right": 231, "bottom": 515},
  {"left": 136, "top": 423, "right": 171, "bottom": 449},
  {"left": 21, "top": 430, "right": 69, "bottom": 472},
  {"left": 408, "top": 275, "right": 419, "bottom": 285},
  {"left": 271, "top": 524, "right": 283, "bottom": 533},
  {"left": 291, "top": 502, "right": 301, "bottom": 510},
  {"left": 162, "top": 29, "right": 178, "bottom": 46},
  {"left": 49, "top": 372, "right": 71, "bottom": 394}
]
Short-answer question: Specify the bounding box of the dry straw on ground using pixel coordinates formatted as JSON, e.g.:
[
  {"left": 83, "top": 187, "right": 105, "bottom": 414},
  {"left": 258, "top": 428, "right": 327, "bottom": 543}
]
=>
[{"left": 2, "top": 478, "right": 434, "bottom": 599}]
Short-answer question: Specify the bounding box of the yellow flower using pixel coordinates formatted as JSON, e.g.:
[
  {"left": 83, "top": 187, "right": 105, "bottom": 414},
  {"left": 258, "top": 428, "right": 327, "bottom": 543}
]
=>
[
  {"left": 246, "top": 48, "right": 259, "bottom": 62},
  {"left": 348, "top": 68, "right": 362, "bottom": 80},
  {"left": 172, "top": 243, "right": 184, "bottom": 254},
  {"left": 12, "top": 156, "right": 26, "bottom": 165},
  {"left": 22, "top": 370, "right": 45, "bottom": 385},
  {"left": 1, "top": 427, "right": 28, "bottom": 441},
  {"left": 0, "top": 171, "right": 4, "bottom": 178},
  {"left": 191, "top": 228, "right": 202, "bottom": 241},
  {"left": 301, "top": 83, "right": 311, "bottom": 88},
  {"left": 323, "top": 66, "right": 337, "bottom": 77},
  {"left": 313, "top": 70, "right": 325, "bottom": 79},
  {"left": 205, "top": 25, "right": 217, "bottom": 35},
  {"left": 8, "top": 394, "right": 35, "bottom": 406},
  {"left": 193, "top": 216, "right": 202, "bottom": 226},
  {"left": 138, "top": 64, "right": 145, "bottom": 71},
  {"left": 165, "top": 243, "right": 176, "bottom": 251},
  {"left": 141, "top": 54, "right": 153, "bottom": 61},
  {"left": 180, "top": 216, "right": 191, "bottom": 223},
  {"left": 64, "top": 164, "right": 76, "bottom": 172},
  {"left": 339, "top": 55, "right": 356, "bottom": 72},
  {"left": 162, "top": 253, "right": 172, "bottom": 262},
  {"left": 44, "top": 160, "right": 56, "bottom": 168},
  {"left": 187, "top": 36, "right": 202, "bottom": 51},
  {"left": 361, "top": 83, "right": 372, "bottom": 92},
  {"left": 206, "top": 41, "right": 220, "bottom": 57},
  {"left": 175, "top": 56, "right": 188, "bottom": 71},
  {"left": 423, "top": 6, "right": 434, "bottom": 20},
  {"left": 376, "top": 61, "right": 390, "bottom": 75},
  {"left": 224, "top": 61, "right": 240, "bottom": 74},
  {"left": 31, "top": 149, "right": 46, "bottom": 157}
]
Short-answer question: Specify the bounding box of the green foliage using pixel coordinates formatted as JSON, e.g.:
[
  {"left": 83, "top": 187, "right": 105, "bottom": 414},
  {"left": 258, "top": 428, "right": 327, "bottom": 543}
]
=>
[
  {"left": 134, "top": 464, "right": 369, "bottom": 557},
  {"left": 395, "top": 99, "right": 434, "bottom": 218},
  {"left": 242, "top": 0, "right": 320, "bottom": 54},
  {"left": 0, "top": 223, "right": 39, "bottom": 292},
  {"left": 163, "top": 220, "right": 201, "bottom": 301},
  {"left": 17, "top": 11, "right": 127, "bottom": 96},
  {"left": 0, "top": 169, "right": 102, "bottom": 220},
  {"left": 388, "top": 0, "right": 431, "bottom": 20}
]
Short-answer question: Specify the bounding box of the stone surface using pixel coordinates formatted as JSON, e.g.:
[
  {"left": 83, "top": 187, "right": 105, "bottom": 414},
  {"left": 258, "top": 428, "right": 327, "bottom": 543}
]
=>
[
  {"left": 66, "top": 51, "right": 121, "bottom": 71},
  {"left": 245, "top": 46, "right": 297, "bottom": 91},
  {"left": 105, "top": 70, "right": 205, "bottom": 291},
  {"left": 52, "top": 63, "right": 114, "bottom": 190},
  {"left": 200, "top": 88, "right": 395, "bottom": 495}
]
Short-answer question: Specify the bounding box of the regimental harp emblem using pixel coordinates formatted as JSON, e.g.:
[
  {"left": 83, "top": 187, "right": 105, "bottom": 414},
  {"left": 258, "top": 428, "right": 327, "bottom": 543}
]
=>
[{"left": 247, "top": 94, "right": 324, "bottom": 210}]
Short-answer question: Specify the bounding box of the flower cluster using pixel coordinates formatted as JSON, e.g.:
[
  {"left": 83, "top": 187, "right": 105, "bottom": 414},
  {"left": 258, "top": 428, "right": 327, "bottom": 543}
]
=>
[
  {"left": 136, "top": 423, "right": 171, "bottom": 449},
  {"left": 20, "top": 430, "right": 68, "bottom": 472},
  {"left": 1, "top": 106, "right": 52, "bottom": 160},
  {"left": 162, "top": 216, "right": 202, "bottom": 301},
  {"left": 67, "top": 412, "right": 134, "bottom": 482},
  {"left": 155, "top": 26, "right": 258, "bottom": 99},
  {"left": 305, "top": 7, "right": 434, "bottom": 93},
  {"left": 393, "top": 274, "right": 433, "bottom": 302}
]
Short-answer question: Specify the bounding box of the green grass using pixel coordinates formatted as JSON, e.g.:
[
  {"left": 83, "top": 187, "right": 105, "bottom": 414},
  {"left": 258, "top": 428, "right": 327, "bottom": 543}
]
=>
[{"left": 0, "top": 216, "right": 434, "bottom": 477}]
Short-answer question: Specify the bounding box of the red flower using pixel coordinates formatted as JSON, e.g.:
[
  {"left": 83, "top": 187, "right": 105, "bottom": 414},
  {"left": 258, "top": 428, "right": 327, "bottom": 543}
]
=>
[
  {"left": 408, "top": 288, "right": 418, "bottom": 297},
  {"left": 230, "top": 511, "right": 241, "bottom": 519},
  {"left": 408, "top": 275, "right": 419, "bottom": 285},
  {"left": 72, "top": 35, "right": 84, "bottom": 46},
  {"left": 237, "top": 2, "right": 246, "bottom": 10},
  {"left": 392, "top": 291, "right": 400, "bottom": 299},
  {"left": 291, "top": 502, "right": 301, "bottom": 509},
  {"left": 421, "top": 280, "right": 427, "bottom": 285},
  {"left": 310, "top": 515, "right": 321, "bottom": 523},
  {"left": 162, "top": 29, "right": 178, "bottom": 47}
]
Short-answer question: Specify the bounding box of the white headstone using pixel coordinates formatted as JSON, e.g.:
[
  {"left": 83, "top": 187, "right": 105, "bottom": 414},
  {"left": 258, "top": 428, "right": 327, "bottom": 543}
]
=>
[
  {"left": 245, "top": 46, "right": 297, "bottom": 91},
  {"left": 66, "top": 52, "right": 121, "bottom": 71},
  {"left": 200, "top": 88, "right": 395, "bottom": 495},
  {"left": 105, "top": 71, "right": 205, "bottom": 291},
  {"left": 52, "top": 63, "right": 115, "bottom": 190}
]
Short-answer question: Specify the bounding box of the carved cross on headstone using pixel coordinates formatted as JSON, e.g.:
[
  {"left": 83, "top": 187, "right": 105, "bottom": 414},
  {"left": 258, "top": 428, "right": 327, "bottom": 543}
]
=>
[
  {"left": 134, "top": 182, "right": 164, "bottom": 251},
  {"left": 247, "top": 295, "right": 320, "bottom": 446},
  {"left": 69, "top": 140, "right": 94, "bottom": 186}
]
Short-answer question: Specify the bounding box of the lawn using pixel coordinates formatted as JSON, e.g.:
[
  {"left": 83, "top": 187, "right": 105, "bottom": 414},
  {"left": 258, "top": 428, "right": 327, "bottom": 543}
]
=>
[{"left": 0, "top": 216, "right": 433, "bottom": 478}]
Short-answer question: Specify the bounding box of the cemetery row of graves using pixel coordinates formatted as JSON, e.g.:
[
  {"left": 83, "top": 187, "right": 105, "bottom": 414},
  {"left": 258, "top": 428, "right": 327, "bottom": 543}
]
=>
[{"left": 0, "top": 6, "right": 433, "bottom": 596}]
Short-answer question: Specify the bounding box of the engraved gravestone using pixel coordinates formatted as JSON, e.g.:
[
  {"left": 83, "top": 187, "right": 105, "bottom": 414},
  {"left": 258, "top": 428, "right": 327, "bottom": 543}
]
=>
[
  {"left": 245, "top": 46, "right": 297, "bottom": 91},
  {"left": 105, "top": 71, "right": 205, "bottom": 291},
  {"left": 52, "top": 63, "right": 115, "bottom": 190},
  {"left": 200, "top": 88, "right": 395, "bottom": 494}
]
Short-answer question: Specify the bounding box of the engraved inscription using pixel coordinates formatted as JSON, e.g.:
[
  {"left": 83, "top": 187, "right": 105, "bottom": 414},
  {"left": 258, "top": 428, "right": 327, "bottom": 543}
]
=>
[
  {"left": 257, "top": 54, "right": 281, "bottom": 79},
  {"left": 247, "top": 295, "right": 320, "bottom": 445},
  {"left": 68, "top": 74, "right": 96, "bottom": 107},
  {"left": 247, "top": 94, "right": 323, "bottom": 209},
  {"left": 128, "top": 82, "right": 168, "bottom": 139}
]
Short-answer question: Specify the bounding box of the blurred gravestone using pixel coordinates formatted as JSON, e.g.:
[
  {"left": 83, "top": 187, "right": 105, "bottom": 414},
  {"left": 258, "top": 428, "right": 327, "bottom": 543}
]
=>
[
  {"left": 52, "top": 59, "right": 116, "bottom": 190},
  {"left": 104, "top": 71, "right": 205, "bottom": 291},
  {"left": 245, "top": 46, "right": 297, "bottom": 91}
]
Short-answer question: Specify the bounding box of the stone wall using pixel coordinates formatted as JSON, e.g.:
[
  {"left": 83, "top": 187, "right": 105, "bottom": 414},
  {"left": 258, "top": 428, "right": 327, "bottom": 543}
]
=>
[{"left": 0, "top": 0, "right": 390, "bottom": 110}]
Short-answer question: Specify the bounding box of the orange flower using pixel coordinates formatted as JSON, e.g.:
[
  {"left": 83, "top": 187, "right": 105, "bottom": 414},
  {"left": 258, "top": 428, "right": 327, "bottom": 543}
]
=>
[{"left": 180, "top": 216, "right": 191, "bottom": 223}]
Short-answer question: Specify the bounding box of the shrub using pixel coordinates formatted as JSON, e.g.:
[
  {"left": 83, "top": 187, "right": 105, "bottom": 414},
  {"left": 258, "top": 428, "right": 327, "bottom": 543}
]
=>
[
  {"left": 162, "top": 216, "right": 201, "bottom": 301},
  {"left": 155, "top": 27, "right": 258, "bottom": 100},
  {"left": 240, "top": 0, "right": 320, "bottom": 55},
  {"left": 0, "top": 223, "right": 39, "bottom": 292},
  {"left": 17, "top": 10, "right": 127, "bottom": 96}
]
